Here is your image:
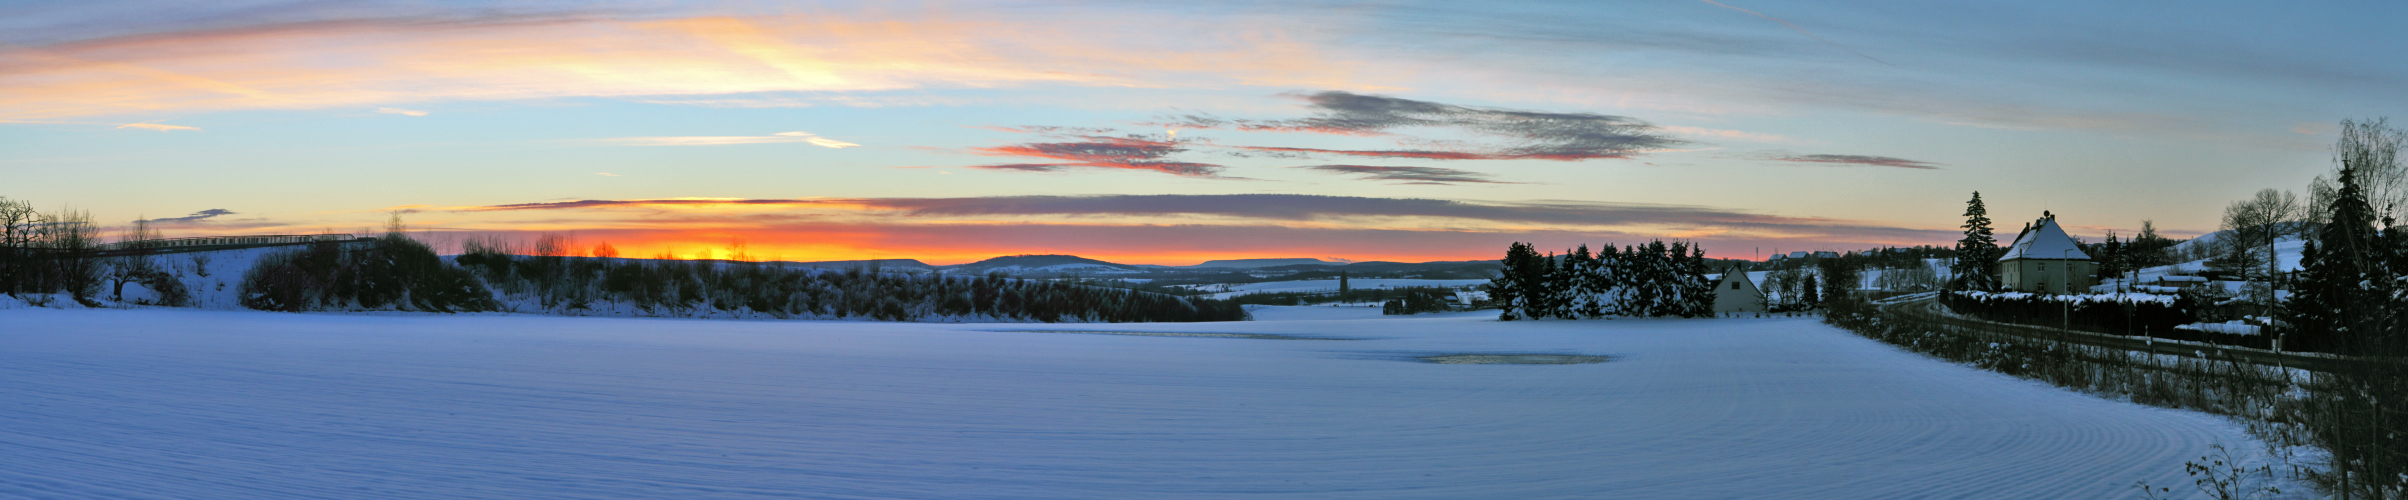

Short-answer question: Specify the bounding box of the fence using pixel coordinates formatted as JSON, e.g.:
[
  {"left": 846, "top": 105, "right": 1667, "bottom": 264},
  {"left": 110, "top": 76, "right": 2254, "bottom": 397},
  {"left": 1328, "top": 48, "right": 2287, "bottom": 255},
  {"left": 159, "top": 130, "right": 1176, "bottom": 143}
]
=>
[{"left": 99, "top": 234, "right": 356, "bottom": 251}]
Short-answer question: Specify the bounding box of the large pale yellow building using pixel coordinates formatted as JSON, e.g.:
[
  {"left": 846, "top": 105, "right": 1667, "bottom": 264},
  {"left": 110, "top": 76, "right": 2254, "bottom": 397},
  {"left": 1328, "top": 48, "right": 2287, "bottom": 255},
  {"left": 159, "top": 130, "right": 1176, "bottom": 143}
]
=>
[{"left": 1996, "top": 213, "right": 2096, "bottom": 294}]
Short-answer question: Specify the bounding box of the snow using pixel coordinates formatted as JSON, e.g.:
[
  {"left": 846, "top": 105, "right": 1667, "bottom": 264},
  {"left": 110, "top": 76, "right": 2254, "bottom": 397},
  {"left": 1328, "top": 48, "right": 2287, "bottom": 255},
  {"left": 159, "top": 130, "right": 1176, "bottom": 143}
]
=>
[
  {"left": 1956, "top": 290, "right": 2181, "bottom": 306},
  {"left": 0, "top": 308, "right": 2293, "bottom": 499},
  {"left": 1188, "top": 278, "right": 1490, "bottom": 300},
  {"left": 2176, "top": 321, "right": 2266, "bottom": 336},
  {"left": 2133, "top": 236, "right": 2307, "bottom": 281},
  {"left": 1999, "top": 217, "right": 2092, "bottom": 260}
]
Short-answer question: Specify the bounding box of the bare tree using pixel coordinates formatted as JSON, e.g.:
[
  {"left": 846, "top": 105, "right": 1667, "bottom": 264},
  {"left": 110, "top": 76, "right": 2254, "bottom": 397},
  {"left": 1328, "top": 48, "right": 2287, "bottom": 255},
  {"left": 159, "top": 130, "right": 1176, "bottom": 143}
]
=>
[
  {"left": 105, "top": 217, "right": 165, "bottom": 302},
  {"left": 2219, "top": 189, "right": 2301, "bottom": 316},
  {"left": 2305, "top": 173, "right": 2338, "bottom": 230},
  {"left": 2337, "top": 118, "right": 2408, "bottom": 221},
  {"left": 1873, "top": 262, "right": 1941, "bottom": 293},
  {"left": 38, "top": 208, "right": 99, "bottom": 301},
  {"left": 0, "top": 197, "right": 38, "bottom": 295}
]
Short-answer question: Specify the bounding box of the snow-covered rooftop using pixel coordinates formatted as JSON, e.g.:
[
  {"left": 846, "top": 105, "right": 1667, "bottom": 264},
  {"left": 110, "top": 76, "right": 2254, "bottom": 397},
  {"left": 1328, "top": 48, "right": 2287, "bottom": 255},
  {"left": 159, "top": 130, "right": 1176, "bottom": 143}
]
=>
[{"left": 1999, "top": 216, "right": 2091, "bottom": 261}]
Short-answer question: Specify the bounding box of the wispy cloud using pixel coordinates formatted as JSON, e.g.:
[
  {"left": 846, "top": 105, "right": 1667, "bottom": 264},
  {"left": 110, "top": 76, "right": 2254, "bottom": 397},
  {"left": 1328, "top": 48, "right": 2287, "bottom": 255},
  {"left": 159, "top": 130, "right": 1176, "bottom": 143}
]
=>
[
  {"left": 1768, "top": 153, "right": 1941, "bottom": 169},
  {"left": 1297, "top": 165, "right": 1514, "bottom": 184},
  {"left": 1167, "top": 91, "right": 1680, "bottom": 161},
  {"left": 137, "top": 208, "right": 235, "bottom": 225},
  {"left": 777, "top": 131, "right": 861, "bottom": 148},
  {"left": 0, "top": 12, "right": 1376, "bottom": 119},
  {"left": 460, "top": 198, "right": 824, "bottom": 211},
  {"left": 1655, "top": 125, "right": 1802, "bottom": 145},
  {"left": 965, "top": 136, "right": 1227, "bottom": 178},
  {"left": 375, "top": 107, "right": 428, "bottom": 116},
  {"left": 964, "top": 92, "right": 1682, "bottom": 178},
  {"left": 116, "top": 121, "right": 198, "bottom": 131}
]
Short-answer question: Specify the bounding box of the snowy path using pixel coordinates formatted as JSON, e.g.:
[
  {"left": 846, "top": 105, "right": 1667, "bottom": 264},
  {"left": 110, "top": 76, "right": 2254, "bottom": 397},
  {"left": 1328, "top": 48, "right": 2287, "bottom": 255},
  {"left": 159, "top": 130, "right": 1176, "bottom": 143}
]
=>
[{"left": 0, "top": 308, "right": 2270, "bottom": 499}]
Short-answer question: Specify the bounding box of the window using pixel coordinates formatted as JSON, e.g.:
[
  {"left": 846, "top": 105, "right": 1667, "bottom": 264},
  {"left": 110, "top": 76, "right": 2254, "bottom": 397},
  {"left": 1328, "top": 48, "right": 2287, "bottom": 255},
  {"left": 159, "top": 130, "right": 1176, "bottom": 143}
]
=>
[
  {"left": 1731, "top": 281, "right": 1740, "bottom": 290},
  {"left": 2038, "top": 262, "right": 2046, "bottom": 272}
]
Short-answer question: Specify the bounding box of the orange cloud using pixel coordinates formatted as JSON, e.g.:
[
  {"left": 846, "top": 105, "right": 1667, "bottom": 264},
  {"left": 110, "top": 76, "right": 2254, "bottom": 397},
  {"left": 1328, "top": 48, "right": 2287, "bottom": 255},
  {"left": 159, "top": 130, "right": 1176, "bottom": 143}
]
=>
[
  {"left": 116, "top": 121, "right": 199, "bottom": 131},
  {"left": 0, "top": 12, "right": 1382, "bottom": 119}
]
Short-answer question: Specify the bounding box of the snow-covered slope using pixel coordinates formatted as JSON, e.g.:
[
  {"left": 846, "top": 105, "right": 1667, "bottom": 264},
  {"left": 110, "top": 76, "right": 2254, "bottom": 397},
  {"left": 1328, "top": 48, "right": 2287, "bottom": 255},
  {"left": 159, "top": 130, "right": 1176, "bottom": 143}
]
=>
[
  {"left": 2129, "top": 236, "right": 2307, "bottom": 289},
  {"left": 0, "top": 308, "right": 2293, "bottom": 499},
  {"left": 1188, "top": 258, "right": 1332, "bottom": 269},
  {"left": 1186, "top": 278, "right": 1490, "bottom": 300}
]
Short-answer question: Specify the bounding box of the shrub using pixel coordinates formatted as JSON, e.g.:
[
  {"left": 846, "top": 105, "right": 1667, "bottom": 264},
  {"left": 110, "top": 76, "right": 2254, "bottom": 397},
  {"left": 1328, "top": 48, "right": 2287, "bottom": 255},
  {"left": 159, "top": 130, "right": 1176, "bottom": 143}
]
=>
[{"left": 239, "top": 236, "right": 498, "bottom": 312}]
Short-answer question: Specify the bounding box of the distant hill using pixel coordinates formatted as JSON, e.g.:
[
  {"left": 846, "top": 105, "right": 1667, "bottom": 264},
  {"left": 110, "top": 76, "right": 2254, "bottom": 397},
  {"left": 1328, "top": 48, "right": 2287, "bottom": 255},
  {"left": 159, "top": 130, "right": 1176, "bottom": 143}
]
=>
[
  {"left": 777, "top": 259, "right": 936, "bottom": 270},
  {"left": 943, "top": 254, "right": 1146, "bottom": 275},
  {"left": 1255, "top": 260, "right": 1490, "bottom": 273},
  {"left": 1189, "top": 258, "right": 1332, "bottom": 269}
]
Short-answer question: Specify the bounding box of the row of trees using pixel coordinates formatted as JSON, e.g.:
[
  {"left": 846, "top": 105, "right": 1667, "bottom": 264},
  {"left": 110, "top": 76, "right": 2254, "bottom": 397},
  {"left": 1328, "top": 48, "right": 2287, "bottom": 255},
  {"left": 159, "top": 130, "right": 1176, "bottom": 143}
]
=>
[
  {"left": 1485, "top": 240, "right": 1718, "bottom": 320},
  {"left": 239, "top": 233, "right": 498, "bottom": 312},
  {"left": 450, "top": 236, "right": 1247, "bottom": 323},
  {"left": 0, "top": 198, "right": 102, "bottom": 302}
]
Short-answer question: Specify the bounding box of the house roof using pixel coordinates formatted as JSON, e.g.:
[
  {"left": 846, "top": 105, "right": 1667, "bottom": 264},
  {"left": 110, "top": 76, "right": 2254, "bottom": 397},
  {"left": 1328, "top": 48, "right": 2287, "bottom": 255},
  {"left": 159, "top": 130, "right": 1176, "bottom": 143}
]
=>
[{"left": 1998, "top": 216, "right": 2090, "bottom": 261}]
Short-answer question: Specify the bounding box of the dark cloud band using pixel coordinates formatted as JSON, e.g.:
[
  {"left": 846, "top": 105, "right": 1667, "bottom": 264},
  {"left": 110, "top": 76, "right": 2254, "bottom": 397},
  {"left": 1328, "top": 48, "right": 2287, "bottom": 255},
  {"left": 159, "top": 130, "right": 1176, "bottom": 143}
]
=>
[
  {"left": 1771, "top": 154, "right": 1942, "bottom": 169},
  {"left": 1298, "top": 165, "right": 1510, "bottom": 184}
]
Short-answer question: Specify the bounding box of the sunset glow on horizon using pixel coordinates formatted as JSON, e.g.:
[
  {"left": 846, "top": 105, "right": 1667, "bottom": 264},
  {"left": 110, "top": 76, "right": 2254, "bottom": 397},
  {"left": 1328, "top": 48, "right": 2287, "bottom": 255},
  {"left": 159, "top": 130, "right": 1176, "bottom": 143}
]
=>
[{"left": 6, "top": 0, "right": 2400, "bottom": 265}]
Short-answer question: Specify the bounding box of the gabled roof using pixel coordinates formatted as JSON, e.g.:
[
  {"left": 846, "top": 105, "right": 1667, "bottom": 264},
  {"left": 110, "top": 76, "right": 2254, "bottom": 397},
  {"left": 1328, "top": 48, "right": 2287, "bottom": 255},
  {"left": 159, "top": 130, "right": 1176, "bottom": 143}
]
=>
[{"left": 1998, "top": 216, "right": 2090, "bottom": 261}]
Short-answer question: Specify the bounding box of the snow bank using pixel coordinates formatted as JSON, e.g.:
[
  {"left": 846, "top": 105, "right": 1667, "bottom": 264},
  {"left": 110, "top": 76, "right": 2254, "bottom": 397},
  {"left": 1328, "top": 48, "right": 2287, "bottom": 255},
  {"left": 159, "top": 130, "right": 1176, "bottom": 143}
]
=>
[
  {"left": 0, "top": 308, "right": 2294, "bottom": 499},
  {"left": 1954, "top": 290, "right": 2180, "bottom": 305},
  {"left": 2176, "top": 321, "right": 2266, "bottom": 336}
]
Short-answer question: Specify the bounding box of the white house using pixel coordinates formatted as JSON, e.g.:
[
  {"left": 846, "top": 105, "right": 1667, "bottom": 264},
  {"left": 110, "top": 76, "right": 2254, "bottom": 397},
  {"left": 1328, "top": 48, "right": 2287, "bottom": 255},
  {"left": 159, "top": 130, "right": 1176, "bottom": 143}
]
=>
[
  {"left": 1997, "top": 212, "right": 2097, "bottom": 294},
  {"left": 1711, "top": 265, "right": 1768, "bottom": 313}
]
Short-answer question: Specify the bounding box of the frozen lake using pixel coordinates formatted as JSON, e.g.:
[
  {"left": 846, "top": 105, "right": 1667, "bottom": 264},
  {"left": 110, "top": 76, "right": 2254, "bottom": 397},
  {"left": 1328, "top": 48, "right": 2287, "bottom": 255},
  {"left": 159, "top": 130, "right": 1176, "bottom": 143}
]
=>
[{"left": 0, "top": 307, "right": 2274, "bottom": 498}]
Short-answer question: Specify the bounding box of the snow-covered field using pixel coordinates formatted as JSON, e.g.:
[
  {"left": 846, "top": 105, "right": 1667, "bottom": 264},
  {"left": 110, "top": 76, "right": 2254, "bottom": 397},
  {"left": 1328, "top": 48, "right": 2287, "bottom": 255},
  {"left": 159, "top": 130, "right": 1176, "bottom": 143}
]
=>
[
  {"left": 0, "top": 307, "right": 2286, "bottom": 499},
  {"left": 1186, "top": 278, "right": 1490, "bottom": 300}
]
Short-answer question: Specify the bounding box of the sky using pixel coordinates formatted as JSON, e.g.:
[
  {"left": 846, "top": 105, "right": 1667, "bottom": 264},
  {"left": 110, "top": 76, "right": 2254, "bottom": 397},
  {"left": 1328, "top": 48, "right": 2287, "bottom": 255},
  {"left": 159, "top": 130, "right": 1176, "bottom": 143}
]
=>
[{"left": 3, "top": 0, "right": 2402, "bottom": 265}]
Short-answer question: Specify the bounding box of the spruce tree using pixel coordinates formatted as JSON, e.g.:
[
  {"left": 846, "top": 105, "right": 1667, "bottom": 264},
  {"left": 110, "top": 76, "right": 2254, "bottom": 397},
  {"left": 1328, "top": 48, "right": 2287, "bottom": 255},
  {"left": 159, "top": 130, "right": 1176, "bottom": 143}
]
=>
[
  {"left": 1951, "top": 192, "right": 2003, "bottom": 291},
  {"left": 1565, "top": 245, "right": 1599, "bottom": 318},
  {"left": 1485, "top": 242, "right": 1538, "bottom": 320},
  {"left": 1677, "top": 242, "right": 1716, "bottom": 317},
  {"left": 2282, "top": 166, "right": 2385, "bottom": 353},
  {"left": 1596, "top": 244, "right": 1626, "bottom": 317}
]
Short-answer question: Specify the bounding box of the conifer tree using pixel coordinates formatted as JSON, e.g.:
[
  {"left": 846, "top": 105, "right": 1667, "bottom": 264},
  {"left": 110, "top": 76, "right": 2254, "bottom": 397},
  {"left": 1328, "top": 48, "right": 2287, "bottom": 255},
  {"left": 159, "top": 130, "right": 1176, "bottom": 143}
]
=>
[
  {"left": 1564, "top": 245, "right": 1600, "bottom": 318},
  {"left": 1486, "top": 242, "right": 1546, "bottom": 320},
  {"left": 1676, "top": 242, "right": 1716, "bottom": 317},
  {"left": 1951, "top": 192, "right": 2003, "bottom": 291},
  {"left": 2283, "top": 165, "right": 2387, "bottom": 353},
  {"left": 1595, "top": 244, "right": 1626, "bottom": 316}
]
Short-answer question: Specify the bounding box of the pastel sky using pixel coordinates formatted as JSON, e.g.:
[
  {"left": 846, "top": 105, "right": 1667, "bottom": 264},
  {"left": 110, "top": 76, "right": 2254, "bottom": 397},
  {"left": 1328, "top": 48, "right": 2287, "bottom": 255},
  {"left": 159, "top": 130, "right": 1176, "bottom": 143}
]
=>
[{"left": 4, "top": 0, "right": 2402, "bottom": 265}]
